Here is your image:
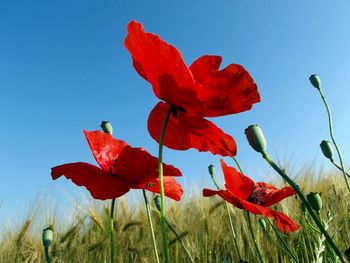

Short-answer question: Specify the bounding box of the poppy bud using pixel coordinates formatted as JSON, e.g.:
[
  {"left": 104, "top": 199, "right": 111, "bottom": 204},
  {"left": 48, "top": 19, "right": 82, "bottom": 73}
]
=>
[
  {"left": 307, "top": 192, "right": 322, "bottom": 212},
  {"left": 258, "top": 218, "right": 267, "bottom": 231},
  {"left": 154, "top": 195, "right": 161, "bottom": 212},
  {"left": 42, "top": 226, "right": 54, "bottom": 247},
  {"left": 309, "top": 74, "right": 321, "bottom": 89},
  {"left": 320, "top": 140, "right": 334, "bottom": 161},
  {"left": 244, "top": 125, "right": 267, "bottom": 154},
  {"left": 100, "top": 121, "right": 113, "bottom": 135},
  {"left": 208, "top": 164, "right": 215, "bottom": 177}
]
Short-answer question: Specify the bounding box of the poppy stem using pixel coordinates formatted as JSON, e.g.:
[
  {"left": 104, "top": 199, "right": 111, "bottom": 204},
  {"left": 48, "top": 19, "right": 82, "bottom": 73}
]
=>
[
  {"left": 142, "top": 190, "right": 160, "bottom": 263},
  {"left": 316, "top": 87, "right": 350, "bottom": 194},
  {"left": 157, "top": 105, "right": 173, "bottom": 263},
  {"left": 44, "top": 247, "right": 51, "bottom": 263},
  {"left": 232, "top": 157, "right": 264, "bottom": 263},
  {"left": 209, "top": 166, "right": 242, "bottom": 260},
  {"left": 262, "top": 152, "right": 346, "bottom": 263},
  {"left": 109, "top": 198, "right": 116, "bottom": 263},
  {"left": 331, "top": 159, "right": 350, "bottom": 178},
  {"left": 266, "top": 218, "right": 298, "bottom": 263}
]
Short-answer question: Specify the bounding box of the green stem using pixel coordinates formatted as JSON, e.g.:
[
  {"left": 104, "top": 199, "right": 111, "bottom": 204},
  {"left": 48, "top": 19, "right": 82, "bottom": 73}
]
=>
[
  {"left": 331, "top": 160, "right": 350, "bottom": 178},
  {"left": 165, "top": 219, "right": 194, "bottom": 263},
  {"left": 262, "top": 152, "right": 345, "bottom": 262},
  {"left": 303, "top": 214, "right": 322, "bottom": 234},
  {"left": 109, "top": 198, "right": 116, "bottom": 263},
  {"left": 158, "top": 105, "right": 173, "bottom": 263},
  {"left": 142, "top": 190, "right": 160, "bottom": 263},
  {"left": 267, "top": 219, "right": 298, "bottom": 263},
  {"left": 317, "top": 87, "right": 350, "bottom": 194},
  {"left": 209, "top": 168, "right": 241, "bottom": 260},
  {"left": 44, "top": 246, "right": 51, "bottom": 263},
  {"left": 246, "top": 211, "right": 264, "bottom": 263},
  {"left": 232, "top": 157, "right": 263, "bottom": 263}
]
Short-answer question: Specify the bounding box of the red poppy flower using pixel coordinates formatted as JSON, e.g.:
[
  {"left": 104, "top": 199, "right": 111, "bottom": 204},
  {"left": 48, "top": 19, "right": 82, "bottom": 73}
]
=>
[
  {"left": 124, "top": 21, "right": 260, "bottom": 157},
  {"left": 51, "top": 130, "right": 183, "bottom": 201},
  {"left": 203, "top": 160, "right": 299, "bottom": 232}
]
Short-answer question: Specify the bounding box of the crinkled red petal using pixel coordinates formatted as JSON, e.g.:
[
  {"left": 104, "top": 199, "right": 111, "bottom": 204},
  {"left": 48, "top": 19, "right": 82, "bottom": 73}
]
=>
[
  {"left": 113, "top": 145, "right": 182, "bottom": 185},
  {"left": 134, "top": 176, "right": 184, "bottom": 201},
  {"left": 148, "top": 102, "right": 237, "bottom": 157},
  {"left": 124, "top": 21, "right": 207, "bottom": 110},
  {"left": 220, "top": 159, "right": 254, "bottom": 199},
  {"left": 204, "top": 188, "right": 299, "bottom": 232},
  {"left": 51, "top": 162, "right": 130, "bottom": 200},
  {"left": 84, "top": 130, "right": 128, "bottom": 173},
  {"left": 189, "top": 55, "right": 260, "bottom": 117},
  {"left": 254, "top": 182, "right": 296, "bottom": 207}
]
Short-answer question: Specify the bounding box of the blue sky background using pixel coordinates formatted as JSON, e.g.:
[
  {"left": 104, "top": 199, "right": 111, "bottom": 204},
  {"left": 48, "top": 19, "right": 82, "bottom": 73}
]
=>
[{"left": 1, "top": 0, "right": 350, "bottom": 221}]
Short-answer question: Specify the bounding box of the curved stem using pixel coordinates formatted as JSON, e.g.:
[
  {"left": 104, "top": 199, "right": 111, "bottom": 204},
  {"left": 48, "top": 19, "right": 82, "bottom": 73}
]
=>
[
  {"left": 317, "top": 87, "right": 350, "bottom": 194},
  {"left": 331, "top": 160, "right": 350, "bottom": 178},
  {"left": 158, "top": 105, "right": 173, "bottom": 263},
  {"left": 262, "top": 152, "right": 345, "bottom": 262},
  {"left": 232, "top": 157, "right": 263, "bottom": 263},
  {"left": 209, "top": 167, "right": 241, "bottom": 260},
  {"left": 142, "top": 190, "right": 160, "bottom": 263},
  {"left": 267, "top": 219, "right": 298, "bottom": 263},
  {"left": 109, "top": 198, "right": 116, "bottom": 263},
  {"left": 44, "top": 247, "right": 51, "bottom": 263}
]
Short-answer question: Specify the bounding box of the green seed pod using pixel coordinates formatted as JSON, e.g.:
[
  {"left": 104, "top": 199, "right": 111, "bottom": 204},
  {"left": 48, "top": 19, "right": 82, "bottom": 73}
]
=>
[
  {"left": 244, "top": 125, "right": 267, "bottom": 154},
  {"left": 307, "top": 192, "right": 322, "bottom": 212},
  {"left": 258, "top": 218, "right": 267, "bottom": 231},
  {"left": 42, "top": 227, "right": 54, "bottom": 247},
  {"left": 100, "top": 121, "right": 113, "bottom": 135},
  {"left": 309, "top": 74, "right": 321, "bottom": 89},
  {"left": 320, "top": 140, "right": 334, "bottom": 161},
  {"left": 154, "top": 195, "right": 161, "bottom": 212},
  {"left": 208, "top": 164, "right": 215, "bottom": 177}
]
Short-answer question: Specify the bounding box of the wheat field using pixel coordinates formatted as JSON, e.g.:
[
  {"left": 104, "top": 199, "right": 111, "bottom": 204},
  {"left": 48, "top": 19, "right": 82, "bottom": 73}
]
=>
[{"left": 1, "top": 167, "right": 349, "bottom": 263}]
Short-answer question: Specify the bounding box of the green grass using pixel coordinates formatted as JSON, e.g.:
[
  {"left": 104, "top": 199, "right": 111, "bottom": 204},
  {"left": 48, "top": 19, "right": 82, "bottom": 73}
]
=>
[{"left": 1, "top": 168, "right": 349, "bottom": 263}]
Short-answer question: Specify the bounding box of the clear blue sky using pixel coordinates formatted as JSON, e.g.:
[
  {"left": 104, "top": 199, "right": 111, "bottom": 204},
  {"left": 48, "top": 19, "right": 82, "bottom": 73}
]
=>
[{"left": 1, "top": 1, "right": 350, "bottom": 220}]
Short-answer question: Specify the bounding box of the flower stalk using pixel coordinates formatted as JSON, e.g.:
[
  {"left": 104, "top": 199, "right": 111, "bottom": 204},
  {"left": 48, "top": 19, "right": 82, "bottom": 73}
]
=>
[
  {"left": 311, "top": 76, "right": 350, "bottom": 194},
  {"left": 208, "top": 164, "right": 242, "bottom": 261},
  {"left": 109, "top": 198, "right": 116, "bottom": 263},
  {"left": 157, "top": 105, "right": 173, "bottom": 263},
  {"left": 232, "top": 157, "right": 264, "bottom": 263},
  {"left": 143, "top": 190, "right": 160, "bottom": 263}
]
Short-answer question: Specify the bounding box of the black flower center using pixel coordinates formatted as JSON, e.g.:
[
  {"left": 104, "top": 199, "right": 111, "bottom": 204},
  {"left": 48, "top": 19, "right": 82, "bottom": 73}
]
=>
[{"left": 248, "top": 186, "right": 267, "bottom": 205}]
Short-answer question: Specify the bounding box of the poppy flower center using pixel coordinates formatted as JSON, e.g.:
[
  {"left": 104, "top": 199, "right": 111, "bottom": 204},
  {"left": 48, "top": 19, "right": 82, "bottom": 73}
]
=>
[
  {"left": 170, "top": 105, "right": 186, "bottom": 118},
  {"left": 248, "top": 186, "right": 268, "bottom": 205}
]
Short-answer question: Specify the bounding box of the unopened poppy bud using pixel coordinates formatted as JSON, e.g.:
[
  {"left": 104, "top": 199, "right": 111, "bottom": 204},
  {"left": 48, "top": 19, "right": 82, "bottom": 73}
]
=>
[
  {"left": 100, "top": 121, "right": 113, "bottom": 135},
  {"left": 244, "top": 125, "right": 267, "bottom": 154},
  {"left": 258, "top": 218, "right": 267, "bottom": 231},
  {"left": 154, "top": 195, "right": 161, "bottom": 212},
  {"left": 307, "top": 192, "right": 322, "bottom": 212},
  {"left": 320, "top": 140, "right": 334, "bottom": 161},
  {"left": 208, "top": 164, "right": 215, "bottom": 177},
  {"left": 42, "top": 226, "right": 54, "bottom": 247},
  {"left": 309, "top": 74, "right": 321, "bottom": 89}
]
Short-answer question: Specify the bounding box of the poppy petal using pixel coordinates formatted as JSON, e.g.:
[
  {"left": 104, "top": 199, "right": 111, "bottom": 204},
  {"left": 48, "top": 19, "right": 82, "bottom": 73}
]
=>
[
  {"left": 124, "top": 21, "right": 206, "bottom": 109},
  {"left": 84, "top": 130, "right": 128, "bottom": 173},
  {"left": 220, "top": 159, "right": 254, "bottom": 199},
  {"left": 189, "top": 55, "right": 260, "bottom": 117},
  {"left": 254, "top": 182, "right": 296, "bottom": 207},
  {"left": 205, "top": 188, "right": 299, "bottom": 232},
  {"left": 51, "top": 162, "right": 130, "bottom": 200},
  {"left": 113, "top": 145, "right": 182, "bottom": 185},
  {"left": 135, "top": 176, "right": 184, "bottom": 201},
  {"left": 148, "top": 102, "right": 237, "bottom": 157}
]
